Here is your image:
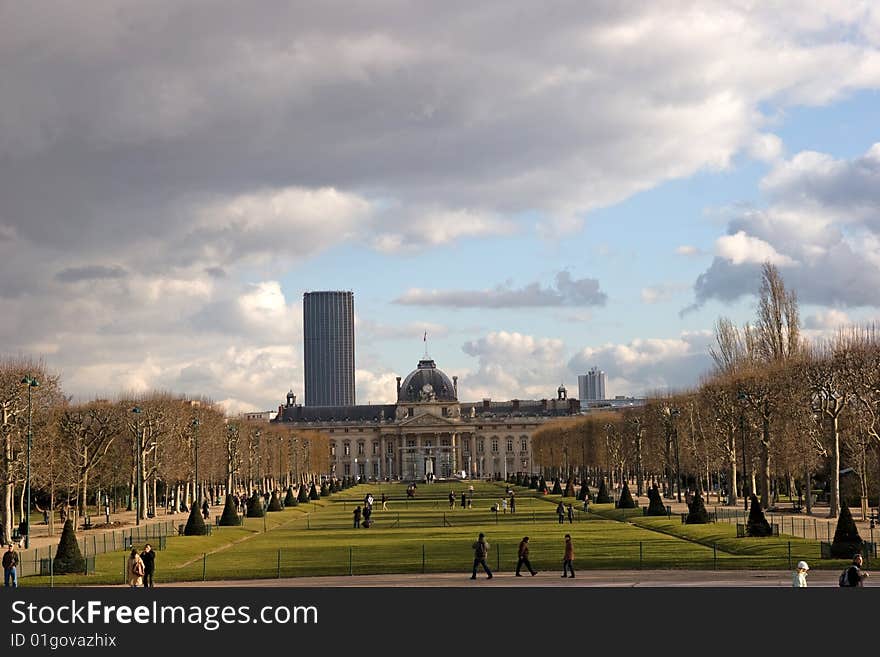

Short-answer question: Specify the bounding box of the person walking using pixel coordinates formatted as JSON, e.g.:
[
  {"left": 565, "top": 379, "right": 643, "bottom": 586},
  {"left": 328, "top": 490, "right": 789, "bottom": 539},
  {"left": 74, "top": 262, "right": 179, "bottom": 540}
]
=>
[
  {"left": 583, "top": 496, "right": 590, "bottom": 513},
  {"left": 471, "top": 532, "right": 493, "bottom": 579},
  {"left": 567, "top": 503, "right": 574, "bottom": 524},
  {"left": 3, "top": 544, "right": 19, "bottom": 588},
  {"left": 841, "top": 553, "right": 870, "bottom": 587},
  {"left": 461, "top": 491, "right": 467, "bottom": 509},
  {"left": 561, "top": 534, "right": 575, "bottom": 578},
  {"left": 449, "top": 491, "right": 455, "bottom": 509},
  {"left": 353, "top": 505, "right": 362, "bottom": 529},
  {"left": 381, "top": 493, "right": 388, "bottom": 511},
  {"left": 127, "top": 548, "right": 145, "bottom": 588},
  {"left": 556, "top": 502, "right": 565, "bottom": 524},
  {"left": 515, "top": 536, "right": 537, "bottom": 576},
  {"left": 509, "top": 493, "right": 516, "bottom": 514},
  {"left": 792, "top": 560, "right": 809, "bottom": 588},
  {"left": 363, "top": 504, "right": 373, "bottom": 528},
  {"left": 501, "top": 498, "right": 508, "bottom": 514},
  {"left": 141, "top": 543, "right": 156, "bottom": 588}
]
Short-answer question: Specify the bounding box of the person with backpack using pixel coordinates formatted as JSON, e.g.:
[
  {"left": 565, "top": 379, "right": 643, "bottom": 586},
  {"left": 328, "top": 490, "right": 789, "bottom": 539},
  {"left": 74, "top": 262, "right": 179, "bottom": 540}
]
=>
[
  {"left": 127, "top": 548, "right": 145, "bottom": 588},
  {"left": 840, "top": 553, "right": 870, "bottom": 587},
  {"left": 471, "top": 532, "right": 493, "bottom": 579},
  {"left": 556, "top": 502, "right": 565, "bottom": 524}
]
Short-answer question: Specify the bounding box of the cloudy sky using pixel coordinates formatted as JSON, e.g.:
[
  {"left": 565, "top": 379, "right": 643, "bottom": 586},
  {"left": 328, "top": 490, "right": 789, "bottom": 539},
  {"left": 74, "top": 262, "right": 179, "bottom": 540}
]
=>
[{"left": 3, "top": 1, "right": 880, "bottom": 413}]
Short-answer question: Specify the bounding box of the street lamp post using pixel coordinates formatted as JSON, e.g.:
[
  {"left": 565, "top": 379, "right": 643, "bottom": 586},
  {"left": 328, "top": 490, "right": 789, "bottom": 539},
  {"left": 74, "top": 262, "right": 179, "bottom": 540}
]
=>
[
  {"left": 20, "top": 375, "right": 39, "bottom": 549},
  {"left": 131, "top": 406, "right": 142, "bottom": 526}
]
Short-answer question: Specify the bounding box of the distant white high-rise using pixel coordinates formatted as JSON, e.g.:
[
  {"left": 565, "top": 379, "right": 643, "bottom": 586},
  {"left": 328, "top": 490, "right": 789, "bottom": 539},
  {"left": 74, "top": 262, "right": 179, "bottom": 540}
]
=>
[{"left": 578, "top": 366, "right": 606, "bottom": 401}]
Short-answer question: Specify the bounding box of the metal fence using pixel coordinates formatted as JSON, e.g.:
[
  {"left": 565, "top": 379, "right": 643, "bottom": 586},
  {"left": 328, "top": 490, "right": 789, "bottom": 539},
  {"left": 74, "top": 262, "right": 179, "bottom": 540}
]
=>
[{"left": 16, "top": 521, "right": 178, "bottom": 578}]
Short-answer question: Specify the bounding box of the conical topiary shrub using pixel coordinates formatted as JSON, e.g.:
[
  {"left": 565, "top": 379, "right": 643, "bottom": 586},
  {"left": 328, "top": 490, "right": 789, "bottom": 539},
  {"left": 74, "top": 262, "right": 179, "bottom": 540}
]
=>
[
  {"left": 284, "top": 486, "right": 297, "bottom": 507},
  {"left": 685, "top": 490, "right": 710, "bottom": 524},
  {"left": 551, "top": 478, "right": 563, "bottom": 495},
  {"left": 563, "top": 479, "right": 575, "bottom": 497},
  {"left": 267, "top": 490, "right": 283, "bottom": 512},
  {"left": 617, "top": 481, "right": 637, "bottom": 509},
  {"left": 53, "top": 519, "right": 86, "bottom": 574},
  {"left": 830, "top": 501, "right": 864, "bottom": 558},
  {"left": 529, "top": 475, "right": 538, "bottom": 490},
  {"left": 596, "top": 478, "right": 611, "bottom": 504},
  {"left": 538, "top": 476, "right": 547, "bottom": 493},
  {"left": 746, "top": 494, "right": 772, "bottom": 536},
  {"left": 297, "top": 485, "right": 310, "bottom": 503},
  {"left": 246, "top": 491, "right": 265, "bottom": 518},
  {"left": 308, "top": 483, "right": 319, "bottom": 500},
  {"left": 579, "top": 483, "right": 592, "bottom": 501},
  {"left": 646, "top": 483, "right": 667, "bottom": 516},
  {"left": 219, "top": 494, "right": 241, "bottom": 526},
  {"left": 184, "top": 502, "right": 208, "bottom": 535}
]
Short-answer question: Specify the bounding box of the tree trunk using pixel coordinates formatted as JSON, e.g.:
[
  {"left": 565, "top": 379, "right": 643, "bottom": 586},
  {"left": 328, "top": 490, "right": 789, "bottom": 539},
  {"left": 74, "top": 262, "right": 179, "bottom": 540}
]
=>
[
  {"left": 760, "top": 416, "right": 771, "bottom": 510},
  {"left": 804, "top": 464, "right": 812, "bottom": 515},
  {"left": 728, "top": 430, "right": 738, "bottom": 507},
  {"left": 830, "top": 415, "right": 840, "bottom": 518}
]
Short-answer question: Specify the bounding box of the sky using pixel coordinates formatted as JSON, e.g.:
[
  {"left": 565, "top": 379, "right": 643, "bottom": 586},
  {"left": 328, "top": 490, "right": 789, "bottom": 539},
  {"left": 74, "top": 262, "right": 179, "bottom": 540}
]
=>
[{"left": 2, "top": 1, "right": 880, "bottom": 414}]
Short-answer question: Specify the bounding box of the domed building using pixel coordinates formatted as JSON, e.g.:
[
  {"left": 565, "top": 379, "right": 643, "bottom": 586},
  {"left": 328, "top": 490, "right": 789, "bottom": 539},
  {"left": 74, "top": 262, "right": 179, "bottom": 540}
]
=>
[{"left": 274, "top": 356, "right": 581, "bottom": 481}]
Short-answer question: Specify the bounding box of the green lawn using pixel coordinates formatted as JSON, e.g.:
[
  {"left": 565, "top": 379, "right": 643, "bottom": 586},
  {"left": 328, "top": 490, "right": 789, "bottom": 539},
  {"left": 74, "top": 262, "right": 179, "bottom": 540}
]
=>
[{"left": 21, "top": 481, "right": 853, "bottom": 586}]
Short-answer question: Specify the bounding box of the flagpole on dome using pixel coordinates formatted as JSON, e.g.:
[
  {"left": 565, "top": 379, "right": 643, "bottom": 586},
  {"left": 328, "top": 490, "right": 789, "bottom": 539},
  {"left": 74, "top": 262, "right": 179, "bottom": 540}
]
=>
[{"left": 423, "top": 331, "right": 429, "bottom": 359}]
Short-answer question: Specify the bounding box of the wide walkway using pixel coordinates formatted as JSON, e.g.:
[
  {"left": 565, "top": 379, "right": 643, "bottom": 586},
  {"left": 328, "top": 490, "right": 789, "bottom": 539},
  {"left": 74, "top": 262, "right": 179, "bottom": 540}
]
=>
[{"left": 129, "top": 569, "right": 847, "bottom": 588}]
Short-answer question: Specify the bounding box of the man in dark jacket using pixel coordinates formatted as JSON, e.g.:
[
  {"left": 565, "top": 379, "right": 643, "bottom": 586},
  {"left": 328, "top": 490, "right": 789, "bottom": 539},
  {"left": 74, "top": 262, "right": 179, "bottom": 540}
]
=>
[
  {"left": 3, "top": 545, "right": 19, "bottom": 588},
  {"left": 843, "top": 553, "right": 870, "bottom": 587},
  {"left": 353, "top": 505, "right": 362, "bottom": 528},
  {"left": 471, "top": 533, "right": 493, "bottom": 579},
  {"left": 141, "top": 543, "right": 156, "bottom": 588},
  {"left": 515, "top": 536, "right": 537, "bottom": 576}
]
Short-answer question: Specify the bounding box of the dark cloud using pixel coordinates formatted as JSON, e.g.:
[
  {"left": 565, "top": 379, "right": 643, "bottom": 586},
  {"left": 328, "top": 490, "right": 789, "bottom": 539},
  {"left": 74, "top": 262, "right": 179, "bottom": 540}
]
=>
[
  {"left": 54, "top": 265, "right": 128, "bottom": 283},
  {"left": 395, "top": 271, "right": 607, "bottom": 308}
]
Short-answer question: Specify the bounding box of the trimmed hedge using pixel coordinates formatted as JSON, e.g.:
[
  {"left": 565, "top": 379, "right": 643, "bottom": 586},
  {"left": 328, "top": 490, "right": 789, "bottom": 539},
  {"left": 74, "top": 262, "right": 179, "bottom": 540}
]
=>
[
  {"left": 685, "top": 490, "right": 710, "bottom": 524},
  {"left": 284, "top": 486, "right": 297, "bottom": 507},
  {"left": 596, "top": 478, "right": 611, "bottom": 504},
  {"left": 246, "top": 491, "right": 265, "bottom": 518},
  {"left": 218, "top": 494, "right": 241, "bottom": 526},
  {"left": 830, "top": 502, "right": 864, "bottom": 558},
  {"left": 267, "top": 490, "right": 283, "bottom": 512},
  {"left": 646, "top": 483, "right": 666, "bottom": 516},
  {"left": 746, "top": 494, "right": 772, "bottom": 537},
  {"left": 184, "top": 504, "right": 208, "bottom": 535},
  {"left": 53, "top": 519, "right": 85, "bottom": 574},
  {"left": 617, "top": 481, "right": 636, "bottom": 509}
]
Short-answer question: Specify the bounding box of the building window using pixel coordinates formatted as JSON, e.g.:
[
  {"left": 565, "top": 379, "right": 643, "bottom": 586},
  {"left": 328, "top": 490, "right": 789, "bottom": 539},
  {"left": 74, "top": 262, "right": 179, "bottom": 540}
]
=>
[
  {"left": 442, "top": 407, "right": 448, "bottom": 417},
  {"left": 521, "top": 438, "right": 528, "bottom": 452},
  {"left": 387, "top": 442, "right": 394, "bottom": 454},
  {"left": 464, "top": 441, "right": 470, "bottom": 454},
  {"left": 344, "top": 464, "right": 350, "bottom": 476},
  {"left": 357, "top": 442, "right": 365, "bottom": 455},
  {"left": 344, "top": 444, "right": 350, "bottom": 456},
  {"left": 407, "top": 439, "right": 416, "bottom": 448},
  {"left": 408, "top": 407, "right": 414, "bottom": 417},
  {"left": 491, "top": 439, "right": 498, "bottom": 453},
  {"left": 373, "top": 442, "right": 379, "bottom": 455},
  {"left": 441, "top": 438, "right": 450, "bottom": 447},
  {"left": 507, "top": 439, "right": 513, "bottom": 453},
  {"left": 477, "top": 439, "right": 484, "bottom": 453},
  {"left": 373, "top": 463, "right": 380, "bottom": 477},
  {"left": 330, "top": 445, "right": 336, "bottom": 457}
]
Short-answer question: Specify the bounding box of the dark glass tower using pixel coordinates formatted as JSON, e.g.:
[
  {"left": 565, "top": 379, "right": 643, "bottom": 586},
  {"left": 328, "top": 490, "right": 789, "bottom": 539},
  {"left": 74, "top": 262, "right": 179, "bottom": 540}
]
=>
[{"left": 303, "top": 291, "right": 355, "bottom": 406}]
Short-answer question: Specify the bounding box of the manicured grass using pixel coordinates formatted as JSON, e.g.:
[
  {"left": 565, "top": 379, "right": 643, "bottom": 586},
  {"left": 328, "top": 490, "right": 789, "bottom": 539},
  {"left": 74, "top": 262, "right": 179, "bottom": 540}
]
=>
[{"left": 22, "top": 481, "right": 855, "bottom": 585}]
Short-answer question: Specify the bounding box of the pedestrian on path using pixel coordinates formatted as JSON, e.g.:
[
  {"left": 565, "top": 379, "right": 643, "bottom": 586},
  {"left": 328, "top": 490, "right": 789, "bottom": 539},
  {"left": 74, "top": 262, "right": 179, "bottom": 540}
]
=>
[
  {"left": 353, "top": 505, "right": 362, "bottom": 529},
  {"left": 3, "top": 544, "right": 19, "bottom": 588},
  {"left": 449, "top": 491, "right": 455, "bottom": 509},
  {"left": 471, "top": 532, "right": 493, "bottom": 579},
  {"left": 128, "top": 548, "right": 145, "bottom": 588},
  {"left": 515, "top": 536, "right": 537, "bottom": 576},
  {"left": 509, "top": 493, "right": 516, "bottom": 514},
  {"left": 561, "top": 534, "right": 575, "bottom": 578},
  {"left": 567, "top": 503, "right": 574, "bottom": 524},
  {"left": 381, "top": 493, "right": 388, "bottom": 510},
  {"left": 792, "top": 560, "right": 809, "bottom": 588},
  {"left": 141, "top": 544, "right": 156, "bottom": 588},
  {"left": 841, "top": 553, "right": 870, "bottom": 587},
  {"left": 556, "top": 502, "right": 565, "bottom": 524}
]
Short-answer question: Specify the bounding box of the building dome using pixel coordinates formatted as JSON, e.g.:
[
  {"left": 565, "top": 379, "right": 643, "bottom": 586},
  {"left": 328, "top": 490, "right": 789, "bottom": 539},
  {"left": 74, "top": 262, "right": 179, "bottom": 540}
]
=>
[{"left": 398, "top": 359, "right": 457, "bottom": 403}]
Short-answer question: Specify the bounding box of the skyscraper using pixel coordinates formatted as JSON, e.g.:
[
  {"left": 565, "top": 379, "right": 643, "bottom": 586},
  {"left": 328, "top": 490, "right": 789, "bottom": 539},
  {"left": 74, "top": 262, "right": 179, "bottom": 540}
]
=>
[
  {"left": 303, "top": 290, "right": 355, "bottom": 406},
  {"left": 578, "top": 366, "right": 606, "bottom": 401}
]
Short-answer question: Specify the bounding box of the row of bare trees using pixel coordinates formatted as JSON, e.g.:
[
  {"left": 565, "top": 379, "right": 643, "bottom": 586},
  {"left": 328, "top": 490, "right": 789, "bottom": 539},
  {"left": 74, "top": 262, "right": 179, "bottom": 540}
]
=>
[
  {"left": 0, "top": 359, "right": 329, "bottom": 543},
  {"left": 533, "top": 264, "right": 880, "bottom": 519}
]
